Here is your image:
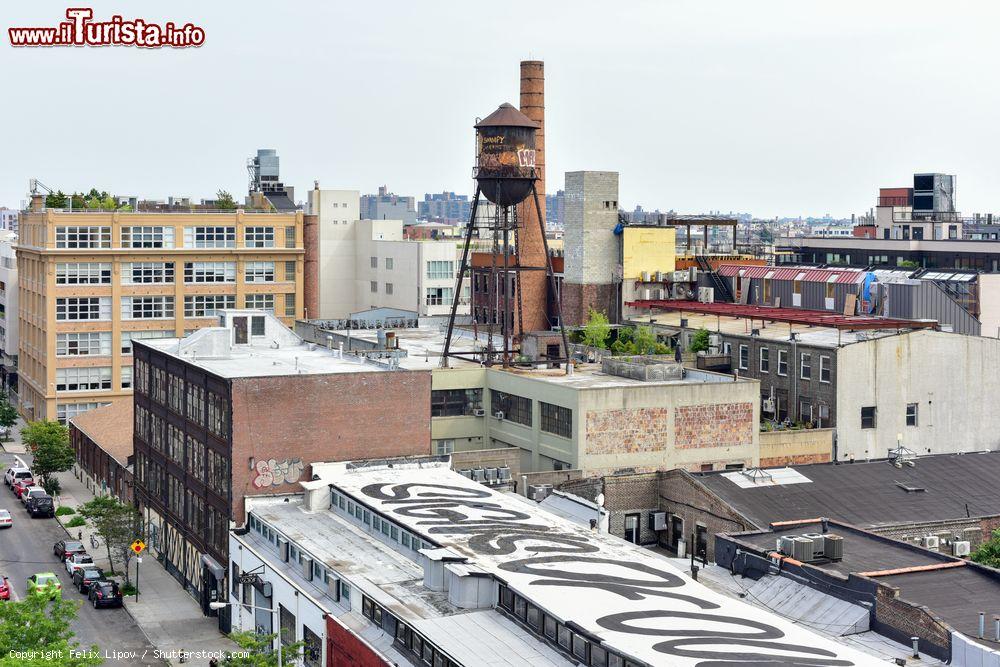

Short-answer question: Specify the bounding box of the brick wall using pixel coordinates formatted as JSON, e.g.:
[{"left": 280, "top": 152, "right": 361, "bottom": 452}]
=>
[
  {"left": 675, "top": 403, "right": 753, "bottom": 450},
  {"left": 562, "top": 282, "right": 619, "bottom": 327},
  {"left": 659, "top": 469, "right": 756, "bottom": 560},
  {"left": 759, "top": 428, "right": 833, "bottom": 467},
  {"left": 451, "top": 447, "right": 522, "bottom": 480},
  {"left": 585, "top": 407, "right": 671, "bottom": 455},
  {"left": 326, "top": 614, "right": 392, "bottom": 667},
  {"left": 521, "top": 469, "right": 583, "bottom": 495},
  {"left": 872, "top": 516, "right": 1000, "bottom": 553},
  {"left": 230, "top": 370, "right": 431, "bottom": 523},
  {"left": 874, "top": 584, "right": 951, "bottom": 659}
]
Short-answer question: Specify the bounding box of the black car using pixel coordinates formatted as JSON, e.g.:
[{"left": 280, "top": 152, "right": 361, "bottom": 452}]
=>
[
  {"left": 53, "top": 540, "right": 86, "bottom": 561},
  {"left": 26, "top": 494, "right": 54, "bottom": 518},
  {"left": 88, "top": 580, "right": 123, "bottom": 608},
  {"left": 72, "top": 567, "right": 105, "bottom": 594}
]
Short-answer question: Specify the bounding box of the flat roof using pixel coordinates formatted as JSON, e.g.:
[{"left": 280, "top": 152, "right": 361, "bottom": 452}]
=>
[
  {"left": 695, "top": 451, "right": 1000, "bottom": 530},
  {"left": 319, "top": 461, "right": 873, "bottom": 666}
]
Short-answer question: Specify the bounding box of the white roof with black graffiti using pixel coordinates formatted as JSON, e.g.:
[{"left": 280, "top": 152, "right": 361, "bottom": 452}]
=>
[{"left": 323, "top": 461, "right": 880, "bottom": 667}]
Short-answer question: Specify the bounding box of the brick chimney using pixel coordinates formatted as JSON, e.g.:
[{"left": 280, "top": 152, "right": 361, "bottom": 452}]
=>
[{"left": 516, "top": 60, "right": 549, "bottom": 334}]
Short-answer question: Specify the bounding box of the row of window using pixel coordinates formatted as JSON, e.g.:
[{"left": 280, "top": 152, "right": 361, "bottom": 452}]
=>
[
  {"left": 55, "top": 226, "right": 297, "bottom": 249},
  {"left": 860, "top": 403, "right": 919, "bottom": 429},
  {"left": 134, "top": 406, "right": 229, "bottom": 495},
  {"left": 56, "top": 329, "right": 176, "bottom": 357},
  {"left": 54, "top": 293, "right": 288, "bottom": 321},
  {"left": 134, "top": 358, "right": 229, "bottom": 439},
  {"left": 736, "top": 344, "right": 832, "bottom": 382},
  {"left": 55, "top": 401, "right": 111, "bottom": 424},
  {"left": 490, "top": 390, "right": 573, "bottom": 438},
  {"left": 330, "top": 490, "right": 434, "bottom": 553},
  {"left": 56, "top": 261, "right": 296, "bottom": 285},
  {"left": 362, "top": 595, "right": 460, "bottom": 667}
]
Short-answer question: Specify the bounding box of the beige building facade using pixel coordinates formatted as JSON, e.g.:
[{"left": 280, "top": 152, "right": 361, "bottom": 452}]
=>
[{"left": 17, "top": 208, "right": 304, "bottom": 422}]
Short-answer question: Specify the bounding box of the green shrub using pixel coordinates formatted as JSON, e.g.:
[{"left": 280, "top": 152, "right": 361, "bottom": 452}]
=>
[
  {"left": 54, "top": 506, "right": 76, "bottom": 516},
  {"left": 65, "top": 516, "right": 86, "bottom": 528},
  {"left": 120, "top": 583, "right": 137, "bottom": 597}
]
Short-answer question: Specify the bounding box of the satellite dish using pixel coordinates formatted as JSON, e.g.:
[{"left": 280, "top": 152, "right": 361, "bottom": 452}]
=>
[{"left": 596, "top": 493, "right": 605, "bottom": 507}]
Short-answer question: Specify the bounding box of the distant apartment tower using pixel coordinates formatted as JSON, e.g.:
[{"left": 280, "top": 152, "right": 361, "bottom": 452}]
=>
[
  {"left": 16, "top": 204, "right": 304, "bottom": 423},
  {"left": 0, "top": 208, "right": 18, "bottom": 233},
  {"left": 561, "top": 172, "right": 622, "bottom": 326},
  {"left": 545, "top": 189, "right": 565, "bottom": 228},
  {"left": 418, "top": 192, "right": 471, "bottom": 223},
  {"left": 360, "top": 186, "right": 416, "bottom": 225},
  {"left": 0, "top": 233, "right": 18, "bottom": 394}
]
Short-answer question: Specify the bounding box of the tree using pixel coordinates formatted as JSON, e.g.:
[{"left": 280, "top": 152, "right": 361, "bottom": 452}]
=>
[
  {"left": 689, "top": 328, "right": 711, "bottom": 353},
  {"left": 632, "top": 326, "right": 659, "bottom": 355},
  {"left": 216, "top": 190, "right": 238, "bottom": 210},
  {"left": 0, "top": 595, "right": 101, "bottom": 667},
  {"left": 78, "top": 496, "right": 144, "bottom": 582},
  {"left": 21, "top": 420, "right": 74, "bottom": 496},
  {"left": 44, "top": 190, "right": 68, "bottom": 209},
  {"left": 581, "top": 309, "right": 611, "bottom": 349},
  {"left": 0, "top": 395, "right": 17, "bottom": 441},
  {"left": 970, "top": 529, "right": 1000, "bottom": 569},
  {"left": 221, "top": 631, "right": 304, "bottom": 667}
]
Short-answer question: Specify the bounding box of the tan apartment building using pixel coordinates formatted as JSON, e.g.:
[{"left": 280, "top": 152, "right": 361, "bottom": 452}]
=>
[{"left": 17, "top": 207, "right": 304, "bottom": 422}]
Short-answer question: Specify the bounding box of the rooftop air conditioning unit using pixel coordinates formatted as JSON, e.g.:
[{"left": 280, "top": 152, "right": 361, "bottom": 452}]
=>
[
  {"left": 953, "top": 540, "right": 971, "bottom": 557},
  {"left": 801, "top": 533, "right": 826, "bottom": 560},
  {"left": 673, "top": 270, "right": 689, "bottom": 283},
  {"left": 485, "top": 468, "right": 498, "bottom": 484},
  {"left": 277, "top": 537, "right": 289, "bottom": 562},
  {"left": 921, "top": 535, "right": 940, "bottom": 550},
  {"left": 649, "top": 511, "right": 667, "bottom": 531},
  {"left": 823, "top": 534, "right": 844, "bottom": 561},
  {"left": 472, "top": 468, "right": 486, "bottom": 483},
  {"left": 698, "top": 287, "right": 715, "bottom": 304},
  {"left": 472, "top": 408, "right": 486, "bottom": 417},
  {"left": 709, "top": 334, "right": 721, "bottom": 348},
  {"left": 301, "top": 555, "right": 314, "bottom": 581},
  {"left": 643, "top": 288, "right": 652, "bottom": 300},
  {"left": 689, "top": 267, "right": 698, "bottom": 281},
  {"left": 327, "top": 575, "right": 341, "bottom": 601},
  {"left": 790, "top": 536, "right": 814, "bottom": 562},
  {"left": 494, "top": 411, "right": 505, "bottom": 421},
  {"left": 458, "top": 469, "right": 473, "bottom": 479},
  {"left": 497, "top": 466, "right": 511, "bottom": 482},
  {"left": 762, "top": 398, "right": 776, "bottom": 414},
  {"left": 532, "top": 485, "right": 552, "bottom": 502},
  {"left": 641, "top": 271, "right": 651, "bottom": 282},
  {"left": 779, "top": 536, "right": 797, "bottom": 557}
]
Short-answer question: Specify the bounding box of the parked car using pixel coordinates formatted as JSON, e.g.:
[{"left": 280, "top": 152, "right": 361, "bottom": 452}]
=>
[
  {"left": 0, "top": 509, "right": 11, "bottom": 529},
  {"left": 27, "top": 572, "right": 62, "bottom": 600},
  {"left": 71, "top": 567, "right": 104, "bottom": 595},
  {"left": 26, "top": 494, "right": 54, "bottom": 518},
  {"left": 65, "top": 553, "right": 94, "bottom": 575},
  {"left": 22, "top": 488, "right": 47, "bottom": 507},
  {"left": 3, "top": 467, "right": 31, "bottom": 488},
  {"left": 0, "top": 576, "right": 9, "bottom": 600},
  {"left": 88, "top": 580, "right": 122, "bottom": 609},
  {"left": 13, "top": 479, "right": 34, "bottom": 499},
  {"left": 53, "top": 540, "right": 86, "bottom": 561}
]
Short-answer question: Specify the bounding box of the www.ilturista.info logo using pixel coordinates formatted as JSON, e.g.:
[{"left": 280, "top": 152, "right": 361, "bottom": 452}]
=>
[{"left": 9, "top": 8, "right": 205, "bottom": 48}]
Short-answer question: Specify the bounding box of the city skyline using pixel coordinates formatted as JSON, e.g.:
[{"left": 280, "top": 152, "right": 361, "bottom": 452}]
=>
[{"left": 3, "top": 1, "right": 999, "bottom": 218}]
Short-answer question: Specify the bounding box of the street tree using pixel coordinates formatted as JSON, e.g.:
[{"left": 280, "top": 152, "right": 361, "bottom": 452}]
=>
[
  {"left": 216, "top": 190, "right": 238, "bottom": 210},
  {"left": 78, "top": 496, "right": 144, "bottom": 582},
  {"left": 581, "top": 308, "right": 611, "bottom": 349},
  {"left": 221, "top": 631, "right": 304, "bottom": 667},
  {"left": 0, "top": 395, "right": 17, "bottom": 441},
  {"left": 0, "top": 595, "right": 101, "bottom": 667},
  {"left": 21, "top": 420, "right": 74, "bottom": 496}
]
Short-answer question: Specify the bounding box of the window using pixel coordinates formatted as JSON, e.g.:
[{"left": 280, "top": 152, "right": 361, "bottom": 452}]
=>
[
  {"left": 279, "top": 605, "right": 296, "bottom": 647},
  {"left": 385, "top": 258, "right": 393, "bottom": 270},
  {"left": 121, "top": 367, "right": 132, "bottom": 389},
  {"left": 430, "top": 388, "right": 482, "bottom": 417},
  {"left": 800, "top": 353, "right": 811, "bottom": 380},
  {"left": 759, "top": 347, "right": 769, "bottom": 373},
  {"left": 244, "top": 294, "right": 274, "bottom": 313},
  {"left": 244, "top": 261, "right": 275, "bottom": 283},
  {"left": 285, "top": 226, "right": 296, "bottom": 248},
  {"left": 207, "top": 391, "right": 229, "bottom": 438},
  {"left": 244, "top": 227, "right": 274, "bottom": 248},
  {"left": 738, "top": 344, "right": 749, "bottom": 370},
  {"left": 540, "top": 402, "right": 572, "bottom": 438},
  {"left": 121, "top": 296, "right": 174, "bottom": 320},
  {"left": 817, "top": 404, "right": 830, "bottom": 428},
  {"left": 385, "top": 283, "right": 393, "bottom": 295},
  {"left": 370, "top": 281, "right": 378, "bottom": 293},
  {"left": 861, "top": 406, "right": 877, "bottom": 429},
  {"left": 122, "top": 262, "right": 174, "bottom": 284},
  {"left": 121, "top": 226, "right": 174, "bottom": 249},
  {"left": 284, "top": 294, "right": 295, "bottom": 317},
  {"left": 186, "top": 436, "right": 206, "bottom": 480},
  {"left": 777, "top": 349, "right": 788, "bottom": 376},
  {"left": 186, "top": 384, "right": 205, "bottom": 425},
  {"left": 251, "top": 315, "right": 266, "bottom": 336},
  {"left": 491, "top": 390, "right": 531, "bottom": 426},
  {"left": 55, "top": 226, "right": 111, "bottom": 249},
  {"left": 56, "top": 262, "right": 111, "bottom": 285},
  {"left": 819, "top": 355, "right": 831, "bottom": 383},
  {"left": 303, "top": 625, "right": 322, "bottom": 667},
  {"left": 434, "top": 440, "right": 454, "bottom": 456},
  {"left": 56, "top": 297, "right": 111, "bottom": 321},
  {"left": 56, "top": 332, "right": 111, "bottom": 357},
  {"left": 800, "top": 401, "right": 813, "bottom": 423},
  {"left": 121, "top": 330, "right": 172, "bottom": 354},
  {"left": 370, "top": 256, "right": 378, "bottom": 269},
  {"left": 425, "top": 287, "right": 453, "bottom": 306},
  {"left": 184, "top": 226, "right": 235, "bottom": 248},
  {"left": 206, "top": 448, "right": 230, "bottom": 496},
  {"left": 55, "top": 402, "right": 110, "bottom": 424},
  {"left": 339, "top": 581, "right": 350, "bottom": 602},
  {"left": 427, "top": 261, "right": 454, "bottom": 280},
  {"left": 906, "top": 403, "right": 918, "bottom": 426},
  {"left": 56, "top": 367, "right": 112, "bottom": 392},
  {"left": 185, "top": 295, "right": 236, "bottom": 318},
  {"left": 184, "top": 262, "right": 236, "bottom": 283},
  {"left": 281, "top": 261, "right": 295, "bottom": 283}
]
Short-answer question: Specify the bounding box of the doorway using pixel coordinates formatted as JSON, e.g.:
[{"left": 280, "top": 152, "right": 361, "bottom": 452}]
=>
[
  {"left": 233, "top": 316, "right": 248, "bottom": 344},
  {"left": 669, "top": 515, "right": 684, "bottom": 552},
  {"left": 695, "top": 524, "right": 708, "bottom": 561},
  {"left": 624, "top": 513, "right": 640, "bottom": 544}
]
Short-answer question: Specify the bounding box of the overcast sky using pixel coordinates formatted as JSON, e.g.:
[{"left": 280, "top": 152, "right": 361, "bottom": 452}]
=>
[{"left": 3, "top": 1, "right": 998, "bottom": 218}]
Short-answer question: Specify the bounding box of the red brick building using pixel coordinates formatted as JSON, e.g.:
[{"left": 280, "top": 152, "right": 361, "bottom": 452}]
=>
[{"left": 69, "top": 401, "right": 135, "bottom": 503}]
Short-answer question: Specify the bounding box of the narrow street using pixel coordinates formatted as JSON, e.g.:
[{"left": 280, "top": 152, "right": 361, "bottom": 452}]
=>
[{"left": 0, "top": 449, "right": 163, "bottom": 665}]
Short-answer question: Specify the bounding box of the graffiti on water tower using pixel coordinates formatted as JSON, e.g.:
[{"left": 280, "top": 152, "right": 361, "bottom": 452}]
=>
[{"left": 252, "top": 458, "right": 305, "bottom": 488}]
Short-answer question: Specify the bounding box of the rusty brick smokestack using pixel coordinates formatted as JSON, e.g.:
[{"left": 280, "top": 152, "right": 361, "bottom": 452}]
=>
[
  {"left": 302, "top": 181, "right": 321, "bottom": 319},
  {"left": 517, "top": 60, "right": 549, "bottom": 334}
]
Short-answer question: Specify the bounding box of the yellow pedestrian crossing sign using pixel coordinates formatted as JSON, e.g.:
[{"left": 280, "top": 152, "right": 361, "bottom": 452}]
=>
[{"left": 131, "top": 540, "right": 146, "bottom": 554}]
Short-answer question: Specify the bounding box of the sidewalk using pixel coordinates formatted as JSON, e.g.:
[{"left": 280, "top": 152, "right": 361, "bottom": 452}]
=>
[{"left": 53, "top": 466, "right": 239, "bottom": 666}]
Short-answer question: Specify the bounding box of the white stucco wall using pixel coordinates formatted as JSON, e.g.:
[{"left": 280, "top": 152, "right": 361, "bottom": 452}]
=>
[{"left": 309, "top": 189, "right": 359, "bottom": 319}]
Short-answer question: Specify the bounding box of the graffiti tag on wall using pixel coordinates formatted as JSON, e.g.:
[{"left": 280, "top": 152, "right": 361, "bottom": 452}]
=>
[{"left": 252, "top": 458, "right": 305, "bottom": 488}]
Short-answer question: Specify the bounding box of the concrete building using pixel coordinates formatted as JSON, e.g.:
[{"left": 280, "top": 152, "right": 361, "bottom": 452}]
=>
[
  {"left": 417, "top": 192, "right": 471, "bottom": 224},
  {"left": 304, "top": 187, "right": 360, "bottom": 319},
  {"left": 0, "top": 233, "right": 18, "bottom": 394},
  {"left": 360, "top": 185, "right": 416, "bottom": 225},
  {"left": 68, "top": 401, "right": 134, "bottom": 503},
  {"left": 230, "top": 457, "right": 872, "bottom": 667},
  {"left": 0, "top": 208, "right": 18, "bottom": 233},
  {"left": 545, "top": 189, "right": 565, "bottom": 228},
  {"left": 15, "top": 204, "right": 305, "bottom": 423},
  {"left": 130, "top": 311, "right": 431, "bottom": 625}
]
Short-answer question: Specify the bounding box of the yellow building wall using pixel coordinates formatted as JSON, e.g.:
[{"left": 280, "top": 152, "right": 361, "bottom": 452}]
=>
[{"left": 622, "top": 227, "right": 676, "bottom": 280}]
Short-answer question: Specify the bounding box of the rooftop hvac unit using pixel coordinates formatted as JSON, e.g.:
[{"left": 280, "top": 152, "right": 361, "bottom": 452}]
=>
[
  {"left": 648, "top": 511, "right": 667, "bottom": 531},
  {"left": 953, "top": 540, "right": 971, "bottom": 557},
  {"left": 709, "top": 334, "right": 721, "bottom": 348},
  {"left": 643, "top": 288, "right": 652, "bottom": 300},
  {"left": 485, "top": 468, "right": 498, "bottom": 484},
  {"left": 823, "top": 534, "right": 844, "bottom": 561},
  {"left": 789, "top": 536, "right": 814, "bottom": 562},
  {"left": 689, "top": 267, "right": 698, "bottom": 281},
  {"left": 801, "top": 533, "right": 826, "bottom": 559},
  {"left": 327, "top": 575, "right": 340, "bottom": 601},
  {"left": 301, "top": 555, "right": 314, "bottom": 581},
  {"left": 698, "top": 287, "right": 715, "bottom": 304},
  {"left": 494, "top": 411, "right": 505, "bottom": 421},
  {"left": 641, "top": 271, "right": 651, "bottom": 282},
  {"left": 673, "top": 270, "right": 690, "bottom": 283},
  {"left": 497, "top": 466, "right": 511, "bottom": 481},
  {"left": 655, "top": 271, "right": 663, "bottom": 282},
  {"left": 472, "top": 468, "right": 486, "bottom": 483},
  {"left": 921, "top": 535, "right": 940, "bottom": 550},
  {"left": 472, "top": 408, "right": 486, "bottom": 417},
  {"left": 762, "top": 398, "right": 776, "bottom": 414},
  {"left": 277, "top": 537, "right": 289, "bottom": 562},
  {"left": 458, "top": 469, "right": 473, "bottom": 479},
  {"left": 779, "top": 536, "right": 797, "bottom": 557},
  {"left": 531, "top": 485, "right": 552, "bottom": 502}
]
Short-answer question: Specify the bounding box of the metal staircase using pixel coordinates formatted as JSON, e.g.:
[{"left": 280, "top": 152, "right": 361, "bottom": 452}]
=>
[{"left": 696, "top": 256, "right": 735, "bottom": 303}]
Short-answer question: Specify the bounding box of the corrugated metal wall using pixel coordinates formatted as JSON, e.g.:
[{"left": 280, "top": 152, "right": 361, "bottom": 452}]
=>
[
  {"left": 746, "top": 278, "right": 856, "bottom": 313},
  {"left": 885, "top": 281, "right": 980, "bottom": 336}
]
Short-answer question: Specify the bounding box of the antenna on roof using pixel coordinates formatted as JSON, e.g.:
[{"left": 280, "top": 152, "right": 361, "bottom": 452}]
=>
[{"left": 889, "top": 433, "right": 917, "bottom": 468}]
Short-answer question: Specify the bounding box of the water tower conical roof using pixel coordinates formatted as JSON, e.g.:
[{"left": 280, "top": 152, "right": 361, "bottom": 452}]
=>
[{"left": 474, "top": 103, "right": 540, "bottom": 129}]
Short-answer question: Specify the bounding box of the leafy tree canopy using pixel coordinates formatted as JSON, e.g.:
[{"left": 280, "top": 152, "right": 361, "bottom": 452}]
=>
[
  {"left": 581, "top": 309, "right": 611, "bottom": 349},
  {"left": 216, "top": 190, "right": 238, "bottom": 210},
  {"left": 0, "top": 595, "right": 101, "bottom": 667},
  {"left": 689, "top": 328, "right": 711, "bottom": 353},
  {"left": 971, "top": 529, "right": 1000, "bottom": 569},
  {"left": 21, "top": 420, "right": 73, "bottom": 495},
  {"left": 221, "top": 631, "right": 304, "bottom": 667}
]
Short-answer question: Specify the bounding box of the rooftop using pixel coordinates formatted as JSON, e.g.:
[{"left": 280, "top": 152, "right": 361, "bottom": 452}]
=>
[
  {"left": 68, "top": 401, "right": 134, "bottom": 467},
  {"left": 694, "top": 451, "right": 1000, "bottom": 530},
  {"left": 314, "top": 460, "right": 873, "bottom": 666}
]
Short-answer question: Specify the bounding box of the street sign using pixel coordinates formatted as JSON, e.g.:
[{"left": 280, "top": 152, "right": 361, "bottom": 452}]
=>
[{"left": 130, "top": 539, "right": 146, "bottom": 554}]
